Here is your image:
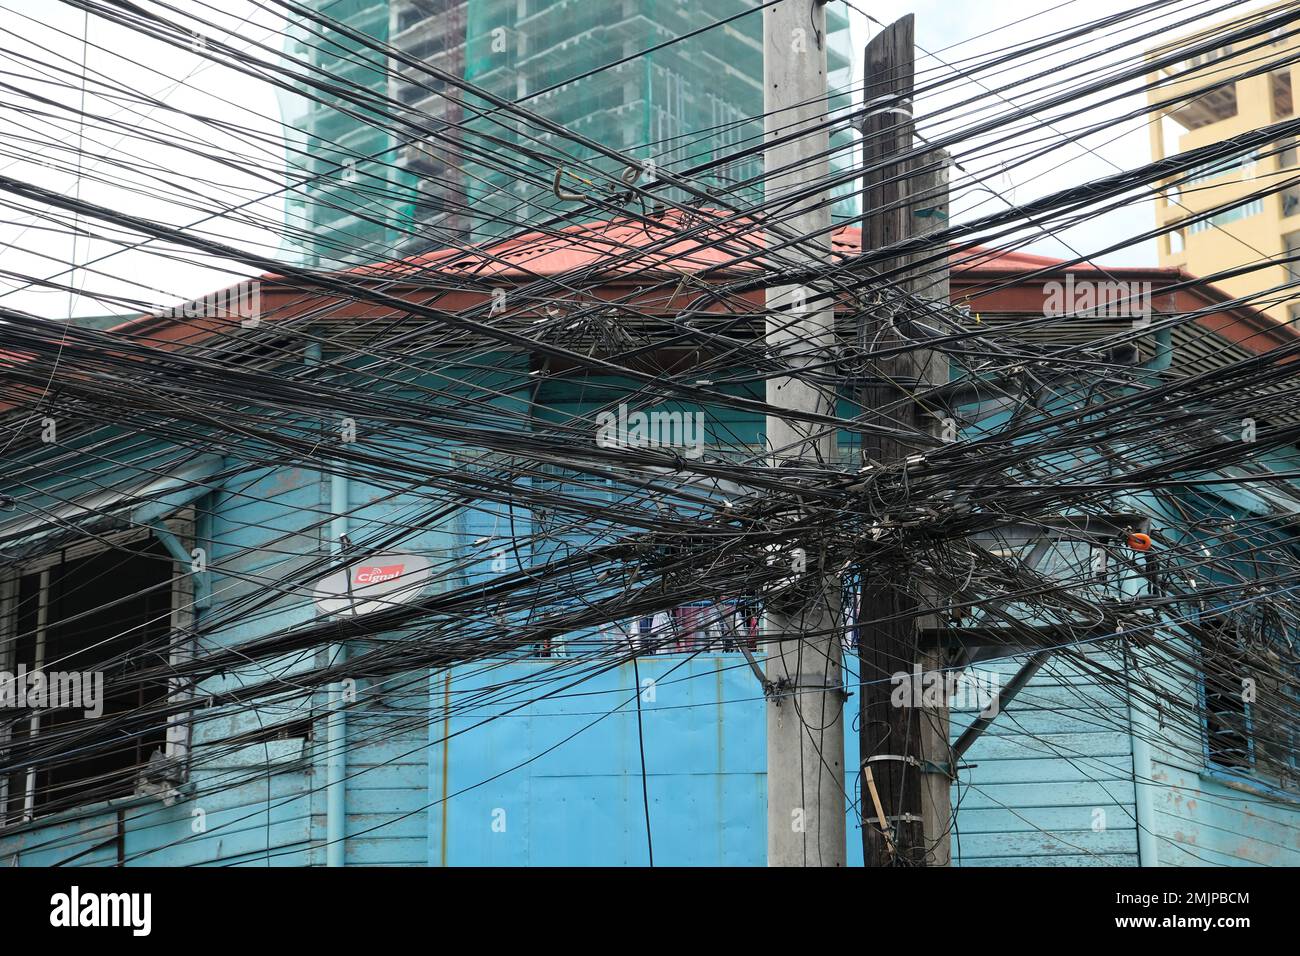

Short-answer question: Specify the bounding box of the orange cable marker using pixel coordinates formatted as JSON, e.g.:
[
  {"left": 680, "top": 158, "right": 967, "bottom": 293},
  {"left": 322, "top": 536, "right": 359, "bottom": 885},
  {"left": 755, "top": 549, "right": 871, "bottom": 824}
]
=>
[{"left": 1127, "top": 532, "right": 1152, "bottom": 552}]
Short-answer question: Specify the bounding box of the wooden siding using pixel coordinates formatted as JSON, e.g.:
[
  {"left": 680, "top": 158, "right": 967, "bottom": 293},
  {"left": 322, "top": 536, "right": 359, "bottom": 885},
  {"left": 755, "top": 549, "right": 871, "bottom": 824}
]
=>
[{"left": 950, "top": 653, "right": 1141, "bottom": 866}]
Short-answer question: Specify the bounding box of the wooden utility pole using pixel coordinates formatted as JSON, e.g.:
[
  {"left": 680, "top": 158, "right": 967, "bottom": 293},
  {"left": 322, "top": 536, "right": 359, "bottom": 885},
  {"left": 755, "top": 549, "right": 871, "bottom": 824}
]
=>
[
  {"left": 857, "top": 15, "right": 953, "bottom": 866},
  {"left": 912, "top": 151, "right": 954, "bottom": 867},
  {"left": 763, "top": 0, "right": 846, "bottom": 867}
]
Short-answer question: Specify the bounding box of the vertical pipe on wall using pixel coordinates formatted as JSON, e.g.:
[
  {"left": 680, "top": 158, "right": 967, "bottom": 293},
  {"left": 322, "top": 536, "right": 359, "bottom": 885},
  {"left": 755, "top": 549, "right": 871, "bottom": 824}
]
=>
[
  {"left": 1121, "top": 524, "right": 1160, "bottom": 866},
  {"left": 1124, "top": 592, "right": 1160, "bottom": 867},
  {"left": 1127, "top": 690, "right": 1160, "bottom": 866},
  {"left": 308, "top": 341, "right": 349, "bottom": 868},
  {"left": 1128, "top": 303, "right": 1171, "bottom": 865},
  {"left": 326, "top": 470, "right": 348, "bottom": 867}
]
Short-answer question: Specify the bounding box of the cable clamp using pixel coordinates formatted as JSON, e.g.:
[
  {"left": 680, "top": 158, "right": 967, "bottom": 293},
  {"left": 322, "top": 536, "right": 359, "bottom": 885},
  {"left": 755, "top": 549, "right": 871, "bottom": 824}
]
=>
[
  {"left": 766, "top": 677, "right": 849, "bottom": 703},
  {"left": 851, "top": 96, "right": 914, "bottom": 133},
  {"left": 863, "top": 754, "right": 923, "bottom": 770},
  {"left": 884, "top": 813, "right": 924, "bottom": 825}
]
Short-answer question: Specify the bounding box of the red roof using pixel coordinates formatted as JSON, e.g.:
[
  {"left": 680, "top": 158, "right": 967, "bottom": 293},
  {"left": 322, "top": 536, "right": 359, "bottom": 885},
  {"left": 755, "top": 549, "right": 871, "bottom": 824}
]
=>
[
  {"left": 349, "top": 210, "right": 1140, "bottom": 281},
  {"left": 65, "top": 211, "right": 1287, "bottom": 358},
  {"left": 353, "top": 210, "right": 771, "bottom": 279}
]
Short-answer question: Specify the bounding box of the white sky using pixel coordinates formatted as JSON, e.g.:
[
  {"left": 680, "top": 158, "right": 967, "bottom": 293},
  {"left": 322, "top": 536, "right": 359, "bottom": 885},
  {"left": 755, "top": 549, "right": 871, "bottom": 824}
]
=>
[
  {"left": 0, "top": 0, "right": 1276, "bottom": 319},
  {"left": 0, "top": 0, "right": 287, "bottom": 319}
]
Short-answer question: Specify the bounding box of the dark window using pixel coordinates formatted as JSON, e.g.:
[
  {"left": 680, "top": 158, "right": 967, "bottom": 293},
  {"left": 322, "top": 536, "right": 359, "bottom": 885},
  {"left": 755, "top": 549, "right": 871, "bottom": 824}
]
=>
[
  {"left": 1201, "top": 612, "right": 1300, "bottom": 788},
  {"left": 3, "top": 536, "right": 175, "bottom": 825},
  {"left": 1202, "top": 616, "right": 1250, "bottom": 769},
  {"left": 1274, "top": 71, "right": 1294, "bottom": 120}
]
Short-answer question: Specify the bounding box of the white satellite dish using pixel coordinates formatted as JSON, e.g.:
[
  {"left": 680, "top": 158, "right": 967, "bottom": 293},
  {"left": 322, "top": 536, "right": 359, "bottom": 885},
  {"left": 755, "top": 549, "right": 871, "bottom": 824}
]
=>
[{"left": 312, "top": 551, "right": 433, "bottom": 617}]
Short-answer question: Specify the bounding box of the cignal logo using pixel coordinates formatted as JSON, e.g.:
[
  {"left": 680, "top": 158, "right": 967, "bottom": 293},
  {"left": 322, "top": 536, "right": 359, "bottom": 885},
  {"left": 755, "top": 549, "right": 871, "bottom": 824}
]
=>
[
  {"left": 595, "top": 403, "right": 705, "bottom": 458},
  {"left": 153, "top": 279, "right": 261, "bottom": 327},
  {"left": 1043, "top": 275, "right": 1153, "bottom": 322},
  {"left": 50, "top": 886, "right": 151, "bottom": 936},
  {"left": 354, "top": 563, "right": 406, "bottom": 586}
]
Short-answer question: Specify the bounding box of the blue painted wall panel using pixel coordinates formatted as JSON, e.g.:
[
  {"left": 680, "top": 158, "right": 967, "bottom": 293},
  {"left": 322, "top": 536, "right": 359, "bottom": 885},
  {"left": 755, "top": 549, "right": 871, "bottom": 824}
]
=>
[
  {"left": 424, "top": 655, "right": 868, "bottom": 866},
  {"left": 430, "top": 657, "right": 775, "bottom": 865},
  {"left": 949, "top": 653, "right": 1140, "bottom": 865}
]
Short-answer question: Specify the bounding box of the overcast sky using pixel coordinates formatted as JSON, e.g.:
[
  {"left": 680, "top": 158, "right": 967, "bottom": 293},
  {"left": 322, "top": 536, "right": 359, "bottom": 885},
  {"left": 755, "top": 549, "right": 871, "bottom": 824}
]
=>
[{"left": 0, "top": 0, "right": 1274, "bottom": 319}]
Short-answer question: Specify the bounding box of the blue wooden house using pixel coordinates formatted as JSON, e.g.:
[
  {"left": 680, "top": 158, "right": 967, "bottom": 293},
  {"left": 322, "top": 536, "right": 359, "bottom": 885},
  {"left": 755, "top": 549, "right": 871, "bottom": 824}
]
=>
[{"left": 2, "top": 220, "right": 1298, "bottom": 866}]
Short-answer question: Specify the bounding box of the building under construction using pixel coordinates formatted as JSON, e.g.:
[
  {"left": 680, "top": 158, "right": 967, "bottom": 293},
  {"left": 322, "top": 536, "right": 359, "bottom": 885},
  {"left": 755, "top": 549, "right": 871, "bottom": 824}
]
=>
[{"left": 279, "top": 0, "right": 856, "bottom": 265}]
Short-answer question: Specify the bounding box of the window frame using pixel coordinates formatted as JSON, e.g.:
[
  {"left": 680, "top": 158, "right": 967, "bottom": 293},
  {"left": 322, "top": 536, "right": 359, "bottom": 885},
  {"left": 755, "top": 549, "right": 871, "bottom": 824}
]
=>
[
  {"left": 1197, "top": 611, "right": 1300, "bottom": 796},
  {"left": 0, "top": 514, "right": 195, "bottom": 830}
]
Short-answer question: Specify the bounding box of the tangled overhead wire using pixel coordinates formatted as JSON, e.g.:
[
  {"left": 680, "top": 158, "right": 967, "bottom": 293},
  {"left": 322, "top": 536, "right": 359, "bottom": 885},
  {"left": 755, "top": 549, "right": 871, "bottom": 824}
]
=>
[{"left": 1, "top": 0, "right": 1300, "bottom": 867}]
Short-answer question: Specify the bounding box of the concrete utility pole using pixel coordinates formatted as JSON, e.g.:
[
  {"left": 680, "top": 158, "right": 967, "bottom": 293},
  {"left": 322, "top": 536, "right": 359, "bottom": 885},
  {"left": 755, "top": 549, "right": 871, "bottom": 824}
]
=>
[
  {"left": 763, "top": 0, "right": 846, "bottom": 867},
  {"left": 857, "top": 15, "right": 954, "bottom": 866}
]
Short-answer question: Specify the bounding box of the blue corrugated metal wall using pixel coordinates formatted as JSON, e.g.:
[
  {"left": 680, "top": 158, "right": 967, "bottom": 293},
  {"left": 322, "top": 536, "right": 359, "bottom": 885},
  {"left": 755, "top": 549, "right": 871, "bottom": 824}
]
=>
[{"left": 428, "top": 657, "right": 770, "bottom": 866}]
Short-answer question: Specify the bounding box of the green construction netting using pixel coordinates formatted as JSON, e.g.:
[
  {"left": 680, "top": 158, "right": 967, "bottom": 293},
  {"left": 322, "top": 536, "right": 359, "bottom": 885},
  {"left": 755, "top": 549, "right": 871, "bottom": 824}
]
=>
[{"left": 279, "top": 1, "right": 858, "bottom": 268}]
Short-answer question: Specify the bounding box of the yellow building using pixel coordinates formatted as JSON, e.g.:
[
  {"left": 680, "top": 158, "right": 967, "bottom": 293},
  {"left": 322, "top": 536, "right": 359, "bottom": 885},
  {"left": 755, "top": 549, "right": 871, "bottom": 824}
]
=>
[{"left": 1147, "top": 2, "right": 1300, "bottom": 322}]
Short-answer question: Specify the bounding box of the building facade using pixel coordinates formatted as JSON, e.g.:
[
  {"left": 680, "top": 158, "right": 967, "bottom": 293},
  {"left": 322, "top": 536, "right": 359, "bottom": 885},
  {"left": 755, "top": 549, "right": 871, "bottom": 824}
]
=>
[
  {"left": 2, "top": 224, "right": 1298, "bottom": 866},
  {"left": 1146, "top": 0, "right": 1300, "bottom": 323}
]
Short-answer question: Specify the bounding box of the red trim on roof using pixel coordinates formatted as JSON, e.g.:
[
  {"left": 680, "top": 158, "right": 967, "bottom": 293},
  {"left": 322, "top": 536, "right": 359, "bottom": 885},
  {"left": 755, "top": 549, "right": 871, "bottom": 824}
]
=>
[{"left": 61, "top": 213, "right": 1294, "bottom": 357}]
